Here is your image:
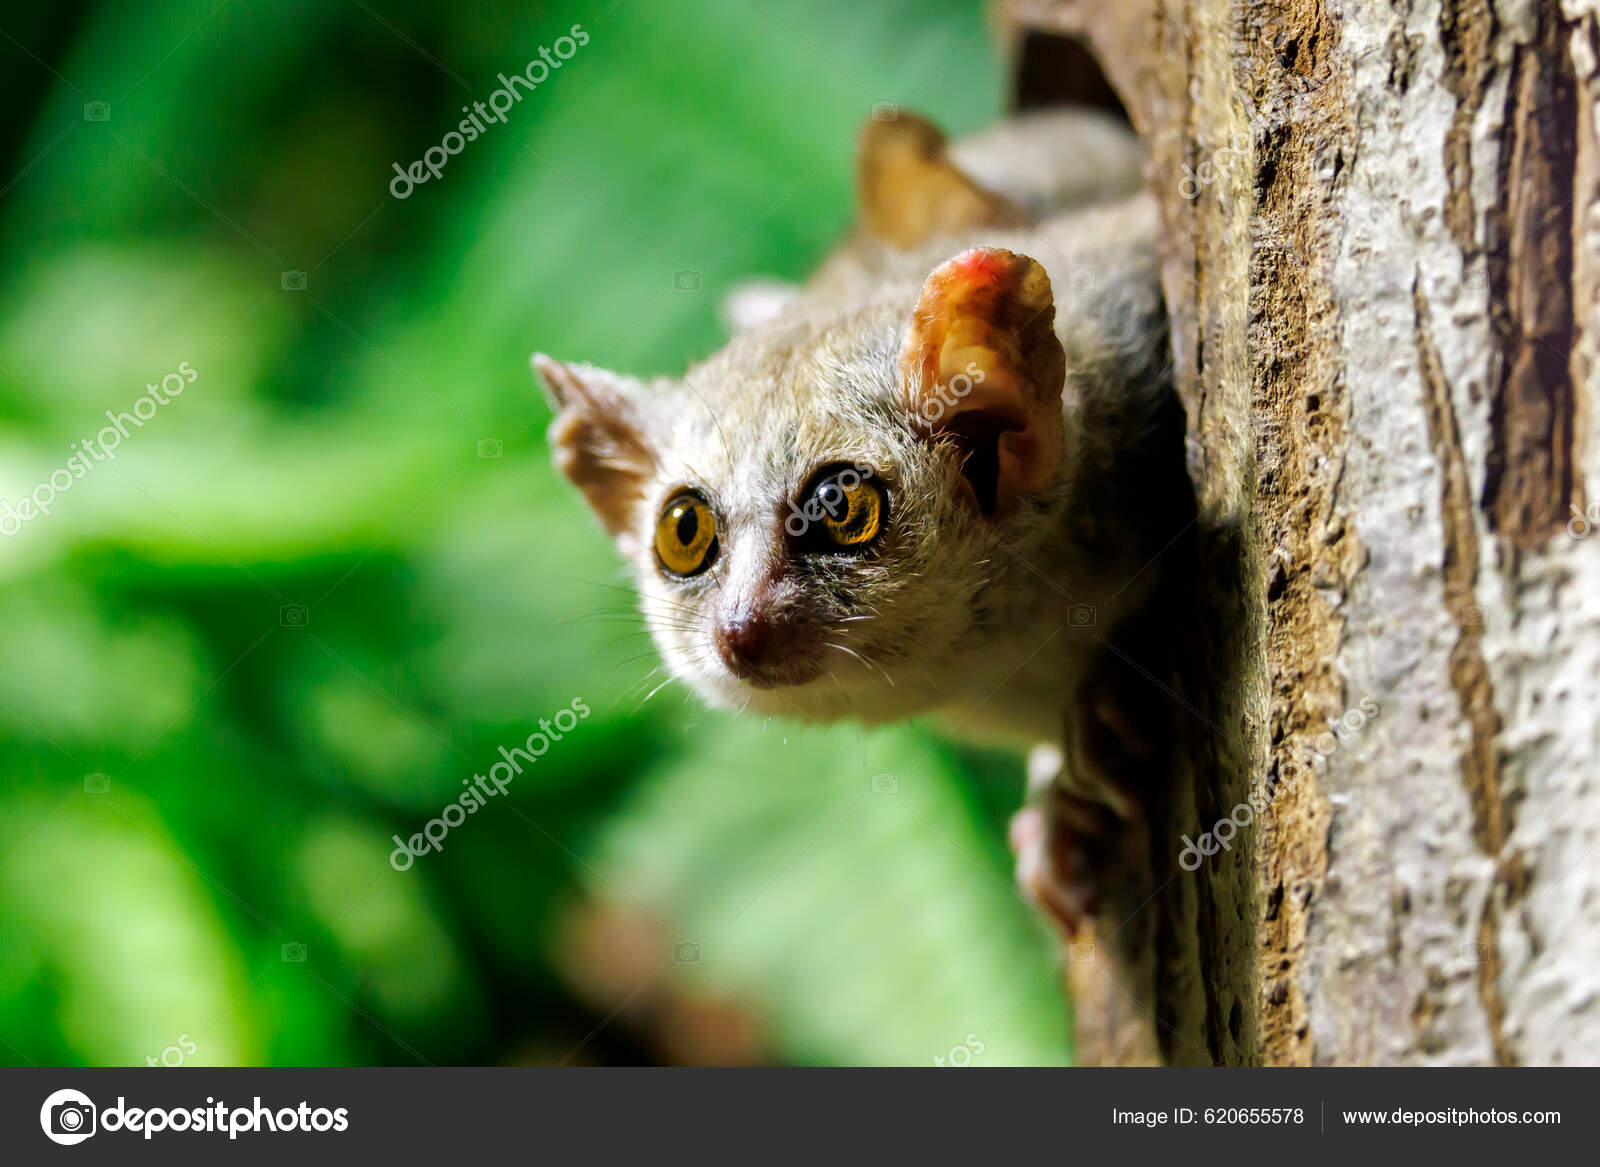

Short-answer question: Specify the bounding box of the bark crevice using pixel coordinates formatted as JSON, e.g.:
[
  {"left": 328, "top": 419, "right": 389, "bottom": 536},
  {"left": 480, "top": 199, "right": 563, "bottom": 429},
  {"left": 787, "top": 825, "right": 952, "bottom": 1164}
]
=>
[
  {"left": 1484, "top": 0, "right": 1579, "bottom": 545},
  {"left": 1413, "top": 279, "right": 1514, "bottom": 1064}
]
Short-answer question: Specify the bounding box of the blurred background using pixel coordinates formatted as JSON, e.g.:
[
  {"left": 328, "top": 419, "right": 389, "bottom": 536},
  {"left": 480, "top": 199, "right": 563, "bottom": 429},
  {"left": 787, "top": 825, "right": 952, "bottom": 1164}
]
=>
[{"left": 0, "top": 0, "right": 1071, "bottom": 1066}]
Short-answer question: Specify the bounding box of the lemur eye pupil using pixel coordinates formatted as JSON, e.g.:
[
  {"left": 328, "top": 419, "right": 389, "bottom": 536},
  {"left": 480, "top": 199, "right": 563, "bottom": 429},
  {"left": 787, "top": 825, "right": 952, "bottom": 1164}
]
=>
[{"left": 676, "top": 507, "right": 698, "bottom": 544}]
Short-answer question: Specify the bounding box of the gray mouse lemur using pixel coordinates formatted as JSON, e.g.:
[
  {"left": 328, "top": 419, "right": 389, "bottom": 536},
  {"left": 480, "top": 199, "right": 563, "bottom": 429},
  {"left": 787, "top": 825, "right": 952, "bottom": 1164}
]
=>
[{"left": 534, "top": 107, "right": 1195, "bottom": 933}]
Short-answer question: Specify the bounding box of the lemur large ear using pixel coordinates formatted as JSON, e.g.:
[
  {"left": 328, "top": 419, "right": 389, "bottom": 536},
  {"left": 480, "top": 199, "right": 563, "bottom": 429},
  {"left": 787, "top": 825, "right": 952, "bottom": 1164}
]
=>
[
  {"left": 532, "top": 354, "right": 655, "bottom": 550},
  {"left": 898, "top": 248, "right": 1067, "bottom": 518},
  {"left": 857, "top": 108, "right": 1019, "bottom": 248}
]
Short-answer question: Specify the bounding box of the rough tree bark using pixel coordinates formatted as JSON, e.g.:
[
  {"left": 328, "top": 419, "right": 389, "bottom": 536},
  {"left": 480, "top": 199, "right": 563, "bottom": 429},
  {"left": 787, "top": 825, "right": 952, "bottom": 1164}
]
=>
[{"left": 1003, "top": 0, "right": 1600, "bottom": 1064}]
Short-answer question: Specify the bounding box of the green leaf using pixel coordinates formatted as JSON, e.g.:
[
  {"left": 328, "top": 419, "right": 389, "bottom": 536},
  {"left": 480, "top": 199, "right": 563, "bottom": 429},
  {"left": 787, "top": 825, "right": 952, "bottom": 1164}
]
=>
[{"left": 587, "top": 716, "right": 1069, "bottom": 1065}]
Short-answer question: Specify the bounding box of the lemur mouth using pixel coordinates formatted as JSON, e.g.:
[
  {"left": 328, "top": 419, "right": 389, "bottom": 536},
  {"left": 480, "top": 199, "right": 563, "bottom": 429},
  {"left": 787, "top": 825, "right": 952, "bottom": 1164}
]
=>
[{"left": 724, "top": 655, "right": 823, "bottom": 690}]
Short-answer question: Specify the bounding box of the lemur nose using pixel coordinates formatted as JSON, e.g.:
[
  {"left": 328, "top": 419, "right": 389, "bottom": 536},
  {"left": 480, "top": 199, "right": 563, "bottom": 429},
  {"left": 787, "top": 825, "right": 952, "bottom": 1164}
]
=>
[{"left": 714, "top": 612, "right": 771, "bottom": 675}]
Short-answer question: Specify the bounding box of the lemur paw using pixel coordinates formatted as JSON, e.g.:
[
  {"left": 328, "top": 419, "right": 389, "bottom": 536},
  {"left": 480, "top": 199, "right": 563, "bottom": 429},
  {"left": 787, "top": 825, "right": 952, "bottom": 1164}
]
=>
[
  {"left": 1011, "top": 743, "right": 1135, "bottom": 936},
  {"left": 1010, "top": 803, "right": 1096, "bottom": 934}
]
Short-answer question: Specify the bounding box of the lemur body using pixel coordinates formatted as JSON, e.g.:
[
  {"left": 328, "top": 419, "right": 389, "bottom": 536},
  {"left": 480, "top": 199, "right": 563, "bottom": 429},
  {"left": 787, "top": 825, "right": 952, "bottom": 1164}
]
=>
[{"left": 537, "top": 107, "right": 1193, "bottom": 928}]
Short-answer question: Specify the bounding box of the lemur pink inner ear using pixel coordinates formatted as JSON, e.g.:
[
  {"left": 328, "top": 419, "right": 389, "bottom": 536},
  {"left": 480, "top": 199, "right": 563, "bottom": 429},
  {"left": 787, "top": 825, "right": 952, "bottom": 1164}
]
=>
[
  {"left": 532, "top": 354, "right": 654, "bottom": 550},
  {"left": 897, "top": 248, "right": 1067, "bottom": 518}
]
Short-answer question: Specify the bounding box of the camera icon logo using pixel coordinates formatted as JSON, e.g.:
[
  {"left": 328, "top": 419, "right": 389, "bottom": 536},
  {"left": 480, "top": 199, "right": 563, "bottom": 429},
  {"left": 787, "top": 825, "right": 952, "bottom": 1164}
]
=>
[
  {"left": 673, "top": 269, "right": 701, "bottom": 291},
  {"left": 281, "top": 942, "right": 308, "bottom": 962},
  {"left": 673, "top": 941, "right": 700, "bottom": 963},
  {"left": 1069, "top": 268, "right": 1097, "bottom": 291},
  {"left": 40, "top": 1088, "right": 97, "bottom": 1145},
  {"left": 83, "top": 101, "right": 111, "bottom": 122},
  {"left": 83, "top": 773, "right": 111, "bottom": 794},
  {"left": 870, "top": 773, "right": 898, "bottom": 794},
  {"left": 281, "top": 270, "right": 307, "bottom": 292},
  {"left": 871, "top": 101, "right": 901, "bottom": 121},
  {"left": 279, "top": 603, "right": 308, "bottom": 627},
  {"left": 477, "top": 438, "right": 503, "bottom": 459},
  {"left": 1068, "top": 604, "right": 1097, "bottom": 627},
  {"left": 1067, "top": 941, "right": 1096, "bottom": 963}
]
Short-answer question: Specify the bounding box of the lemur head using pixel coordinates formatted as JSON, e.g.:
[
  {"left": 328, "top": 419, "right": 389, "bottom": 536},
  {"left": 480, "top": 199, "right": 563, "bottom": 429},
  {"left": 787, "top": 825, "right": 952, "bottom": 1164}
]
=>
[{"left": 535, "top": 245, "right": 1070, "bottom": 725}]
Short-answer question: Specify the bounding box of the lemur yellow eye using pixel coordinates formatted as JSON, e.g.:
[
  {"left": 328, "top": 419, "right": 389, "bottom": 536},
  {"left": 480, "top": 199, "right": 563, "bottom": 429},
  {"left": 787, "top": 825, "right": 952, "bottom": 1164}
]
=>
[
  {"left": 655, "top": 492, "right": 718, "bottom": 577},
  {"left": 798, "top": 465, "right": 886, "bottom": 551}
]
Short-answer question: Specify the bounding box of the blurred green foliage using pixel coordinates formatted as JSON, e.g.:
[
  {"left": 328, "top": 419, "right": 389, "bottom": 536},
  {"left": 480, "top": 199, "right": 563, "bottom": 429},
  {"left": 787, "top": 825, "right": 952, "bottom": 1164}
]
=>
[{"left": 0, "top": 0, "right": 1069, "bottom": 1066}]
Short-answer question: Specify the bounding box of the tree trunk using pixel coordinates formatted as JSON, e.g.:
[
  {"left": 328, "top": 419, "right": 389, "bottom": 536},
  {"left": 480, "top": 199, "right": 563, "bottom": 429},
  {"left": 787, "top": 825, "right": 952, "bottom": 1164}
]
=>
[{"left": 1005, "top": 0, "right": 1600, "bottom": 1065}]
